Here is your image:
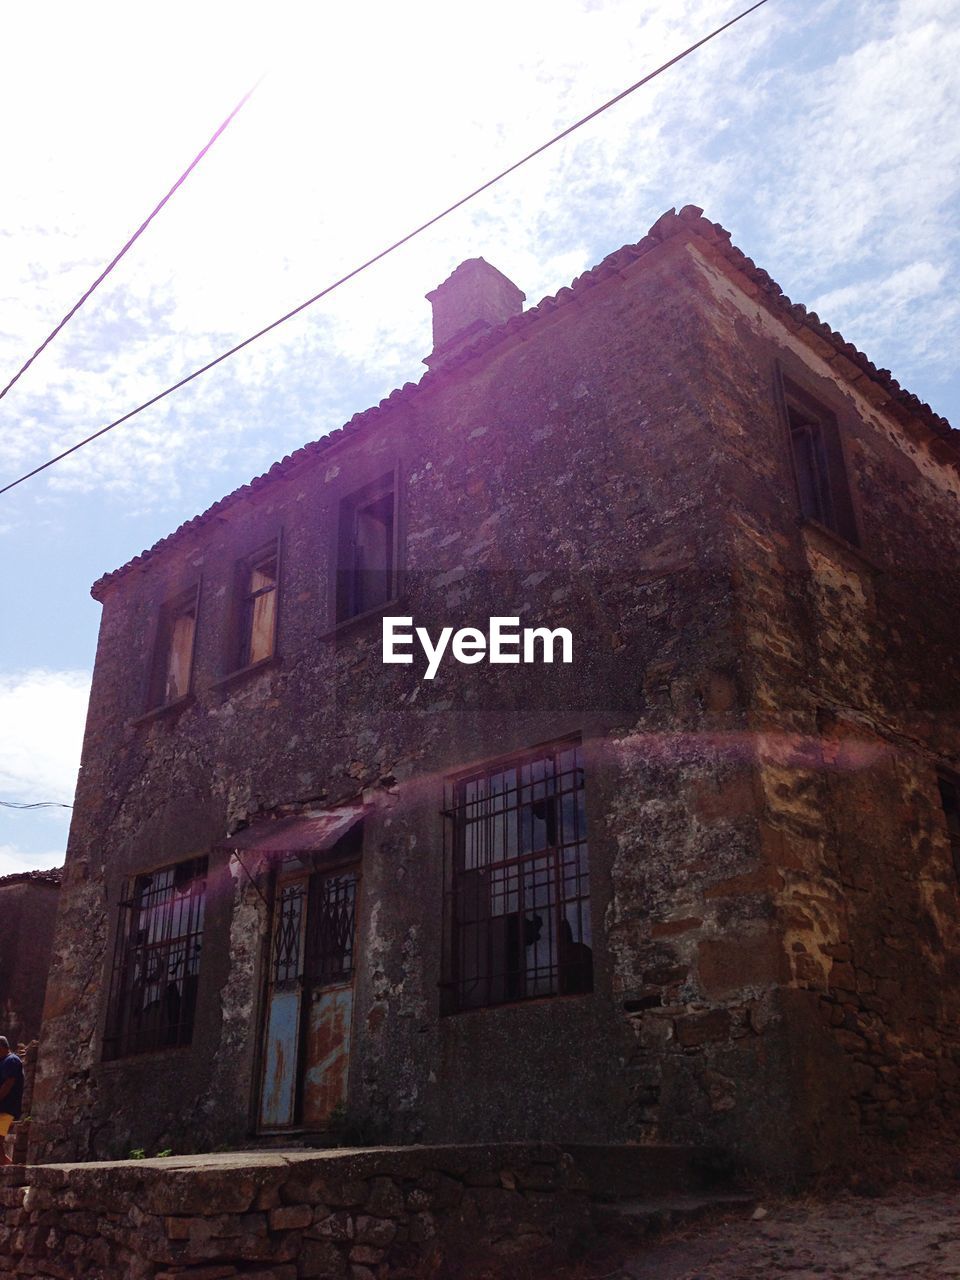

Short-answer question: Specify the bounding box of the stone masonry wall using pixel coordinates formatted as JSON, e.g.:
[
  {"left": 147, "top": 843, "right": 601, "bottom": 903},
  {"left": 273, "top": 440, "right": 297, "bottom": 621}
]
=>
[
  {"left": 32, "top": 216, "right": 959, "bottom": 1181},
  {"left": 682, "top": 231, "right": 960, "bottom": 1166},
  {"left": 31, "top": 233, "right": 784, "bottom": 1170},
  {"left": 0, "top": 1144, "right": 589, "bottom": 1279},
  {"left": 0, "top": 880, "right": 60, "bottom": 1044}
]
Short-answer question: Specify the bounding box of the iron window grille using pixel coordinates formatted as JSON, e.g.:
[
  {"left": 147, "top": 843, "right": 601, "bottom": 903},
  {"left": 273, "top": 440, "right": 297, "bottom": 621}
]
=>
[
  {"left": 271, "top": 881, "right": 306, "bottom": 988},
  {"left": 268, "top": 872, "right": 358, "bottom": 990},
  {"left": 308, "top": 873, "right": 358, "bottom": 984},
  {"left": 442, "top": 742, "right": 592, "bottom": 1013},
  {"left": 103, "top": 857, "right": 207, "bottom": 1059}
]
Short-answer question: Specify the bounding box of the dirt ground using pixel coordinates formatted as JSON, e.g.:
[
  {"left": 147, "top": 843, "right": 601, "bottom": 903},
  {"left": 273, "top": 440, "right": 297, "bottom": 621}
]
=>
[
  {"left": 630, "top": 1191, "right": 960, "bottom": 1279},
  {"left": 555, "top": 1189, "right": 960, "bottom": 1280}
]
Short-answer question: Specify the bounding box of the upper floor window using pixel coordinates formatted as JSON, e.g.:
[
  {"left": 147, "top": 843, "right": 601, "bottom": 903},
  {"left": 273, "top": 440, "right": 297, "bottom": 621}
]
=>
[
  {"left": 234, "top": 539, "right": 279, "bottom": 670},
  {"left": 443, "top": 743, "right": 592, "bottom": 1013},
  {"left": 783, "top": 379, "right": 858, "bottom": 545},
  {"left": 147, "top": 585, "right": 199, "bottom": 710},
  {"left": 103, "top": 856, "right": 207, "bottom": 1059},
  {"left": 336, "top": 474, "right": 396, "bottom": 623}
]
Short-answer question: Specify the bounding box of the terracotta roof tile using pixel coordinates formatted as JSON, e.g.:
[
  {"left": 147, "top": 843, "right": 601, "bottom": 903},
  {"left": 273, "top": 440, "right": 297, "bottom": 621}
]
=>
[
  {"left": 91, "top": 205, "right": 957, "bottom": 597},
  {"left": 0, "top": 867, "right": 63, "bottom": 888}
]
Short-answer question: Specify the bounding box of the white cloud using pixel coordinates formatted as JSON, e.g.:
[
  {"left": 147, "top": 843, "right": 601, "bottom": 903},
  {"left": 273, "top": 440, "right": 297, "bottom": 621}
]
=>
[
  {"left": 1, "top": 0, "right": 957, "bottom": 514},
  {"left": 745, "top": 0, "right": 960, "bottom": 392},
  {"left": 0, "top": 0, "right": 790, "bottom": 502},
  {"left": 0, "top": 669, "right": 90, "bottom": 803}
]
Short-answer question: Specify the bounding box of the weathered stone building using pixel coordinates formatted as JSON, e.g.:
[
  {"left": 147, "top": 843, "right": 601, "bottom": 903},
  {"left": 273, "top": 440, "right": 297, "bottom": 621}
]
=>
[
  {"left": 0, "top": 867, "right": 62, "bottom": 1044},
  {"left": 30, "top": 206, "right": 960, "bottom": 1181}
]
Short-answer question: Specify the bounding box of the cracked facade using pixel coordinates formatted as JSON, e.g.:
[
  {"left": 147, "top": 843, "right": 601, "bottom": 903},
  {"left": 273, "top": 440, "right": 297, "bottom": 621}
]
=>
[{"left": 30, "top": 206, "right": 960, "bottom": 1180}]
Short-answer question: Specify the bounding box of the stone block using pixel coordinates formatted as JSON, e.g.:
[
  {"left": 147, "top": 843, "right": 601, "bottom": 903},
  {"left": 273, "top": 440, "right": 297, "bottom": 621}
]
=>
[
  {"left": 691, "top": 772, "right": 757, "bottom": 822},
  {"left": 514, "top": 1164, "right": 560, "bottom": 1191},
  {"left": 143, "top": 1170, "right": 258, "bottom": 1216},
  {"left": 350, "top": 1243, "right": 386, "bottom": 1263},
  {"left": 674, "top": 1008, "right": 732, "bottom": 1047},
  {"left": 408, "top": 1210, "right": 436, "bottom": 1243},
  {"left": 365, "top": 1175, "right": 404, "bottom": 1218},
  {"left": 299, "top": 1239, "right": 349, "bottom": 1278},
  {"left": 698, "top": 934, "right": 786, "bottom": 997},
  {"left": 355, "top": 1214, "right": 396, "bottom": 1247},
  {"left": 268, "top": 1202, "right": 313, "bottom": 1230},
  {"left": 317, "top": 1178, "right": 370, "bottom": 1209},
  {"left": 414, "top": 1170, "right": 462, "bottom": 1210},
  {"left": 155, "top": 1268, "right": 238, "bottom": 1280},
  {"left": 830, "top": 962, "right": 858, "bottom": 990},
  {"left": 311, "top": 1209, "right": 354, "bottom": 1241}
]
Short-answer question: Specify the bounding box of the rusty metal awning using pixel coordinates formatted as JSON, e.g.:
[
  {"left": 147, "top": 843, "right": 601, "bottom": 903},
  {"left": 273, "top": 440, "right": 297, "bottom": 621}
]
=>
[{"left": 222, "top": 806, "right": 363, "bottom": 856}]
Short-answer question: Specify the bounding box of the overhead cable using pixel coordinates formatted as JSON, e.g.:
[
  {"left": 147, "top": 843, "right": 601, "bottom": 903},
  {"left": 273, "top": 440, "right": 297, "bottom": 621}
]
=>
[
  {"left": 0, "top": 799, "right": 73, "bottom": 809},
  {"left": 0, "top": 1, "right": 772, "bottom": 497},
  {"left": 0, "top": 76, "right": 263, "bottom": 405}
]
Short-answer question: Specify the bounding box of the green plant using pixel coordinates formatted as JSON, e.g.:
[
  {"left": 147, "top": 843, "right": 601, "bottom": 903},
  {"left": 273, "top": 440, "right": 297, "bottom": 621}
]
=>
[
  {"left": 129, "top": 1147, "right": 146, "bottom": 1160},
  {"left": 155, "top": 1148, "right": 173, "bottom": 1158},
  {"left": 327, "top": 1102, "right": 348, "bottom": 1129}
]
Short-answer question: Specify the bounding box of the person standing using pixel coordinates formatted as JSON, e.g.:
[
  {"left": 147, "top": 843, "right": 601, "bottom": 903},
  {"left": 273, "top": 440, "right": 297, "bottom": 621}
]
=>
[{"left": 0, "top": 1036, "right": 24, "bottom": 1166}]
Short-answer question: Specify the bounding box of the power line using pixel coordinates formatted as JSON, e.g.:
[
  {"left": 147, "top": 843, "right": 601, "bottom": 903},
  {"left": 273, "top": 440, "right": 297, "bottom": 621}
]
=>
[
  {"left": 0, "top": 77, "right": 263, "bottom": 405},
  {"left": 0, "top": 800, "right": 72, "bottom": 810},
  {"left": 0, "top": 0, "right": 772, "bottom": 499}
]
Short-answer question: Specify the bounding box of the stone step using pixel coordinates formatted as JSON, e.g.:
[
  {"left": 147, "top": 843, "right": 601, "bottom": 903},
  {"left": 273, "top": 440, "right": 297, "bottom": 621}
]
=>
[
  {"left": 561, "top": 1143, "right": 727, "bottom": 1200},
  {"left": 593, "top": 1191, "right": 757, "bottom": 1240}
]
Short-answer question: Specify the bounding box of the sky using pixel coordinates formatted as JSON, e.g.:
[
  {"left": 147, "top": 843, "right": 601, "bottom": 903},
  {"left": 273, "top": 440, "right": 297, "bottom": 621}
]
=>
[{"left": 1, "top": 0, "right": 958, "bottom": 874}]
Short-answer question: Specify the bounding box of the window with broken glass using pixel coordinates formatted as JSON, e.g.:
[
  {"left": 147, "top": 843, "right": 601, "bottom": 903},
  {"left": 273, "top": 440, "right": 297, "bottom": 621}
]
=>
[
  {"left": 443, "top": 743, "right": 592, "bottom": 1012},
  {"left": 147, "top": 585, "right": 200, "bottom": 710},
  {"left": 103, "top": 857, "right": 207, "bottom": 1059}
]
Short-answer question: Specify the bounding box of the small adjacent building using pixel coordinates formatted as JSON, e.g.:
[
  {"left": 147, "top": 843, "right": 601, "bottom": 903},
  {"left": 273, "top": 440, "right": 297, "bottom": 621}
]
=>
[
  {"left": 0, "top": 867, "right": 62, "bottom": 1045},
  {"left": 30, "top": 206, "right": 960, "bottom": 1180}
]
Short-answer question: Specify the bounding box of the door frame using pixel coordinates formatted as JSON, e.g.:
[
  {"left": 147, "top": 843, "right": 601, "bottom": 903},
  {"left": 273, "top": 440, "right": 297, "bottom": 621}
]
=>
[{"left": 256, "top": 849, "right": 362, "bottom": 1134}]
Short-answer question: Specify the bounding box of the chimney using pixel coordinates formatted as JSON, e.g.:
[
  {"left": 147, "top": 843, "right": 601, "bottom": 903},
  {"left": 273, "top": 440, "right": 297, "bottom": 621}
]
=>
[{"left": 424, "top": 258, "right": 525, "bottom": 370}]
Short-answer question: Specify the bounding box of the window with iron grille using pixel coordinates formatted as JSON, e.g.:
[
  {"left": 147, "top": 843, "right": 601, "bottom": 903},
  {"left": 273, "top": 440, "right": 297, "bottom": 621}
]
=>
[
  {"left": 308, "top": 873, "right": 358, "bottom": 984},
  {"left": 103, "top": 857, "right": 207, "bottom": 1059},
  {"left": 443, "top": 743, "right": 592, "bottom": 1012},
  {"left": 783, "top": 380, "right": 858, "bottom": 545},
  {"left": 268, "top": 871, "right": 358, "bottom": 990}
]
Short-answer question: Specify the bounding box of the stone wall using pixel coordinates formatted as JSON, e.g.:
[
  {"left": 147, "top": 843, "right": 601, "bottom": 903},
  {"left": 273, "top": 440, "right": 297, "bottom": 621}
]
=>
[
  {"left": 0, "top": 1144, "right": 589, "bottom": 1279},
  {"left": 29, "top": 209, "right": 960, "bottom": 1182},
  {"left": 32, "top": 231, "right": 762, "bottom": 1168},
  {"left": 0, "top": 875, "right": 61, "bottom": 1044},
  {"left": 682, "top": 231, "right": 960, "bottom": 1162}
]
